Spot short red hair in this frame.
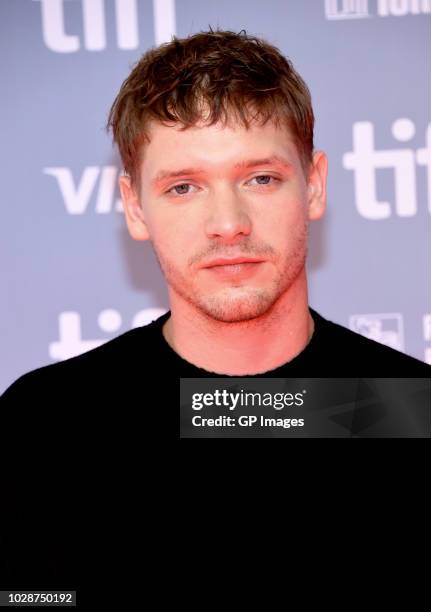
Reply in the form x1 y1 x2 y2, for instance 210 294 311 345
106 27 315 192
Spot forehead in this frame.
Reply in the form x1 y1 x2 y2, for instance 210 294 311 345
140 118 302 178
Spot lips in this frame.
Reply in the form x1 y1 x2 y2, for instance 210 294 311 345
202 257 264 268
201 258 264 280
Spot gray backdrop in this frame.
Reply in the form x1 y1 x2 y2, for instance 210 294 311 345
1 0 430 392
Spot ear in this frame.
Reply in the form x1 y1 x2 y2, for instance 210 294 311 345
306 150 328 221
118 174 150 241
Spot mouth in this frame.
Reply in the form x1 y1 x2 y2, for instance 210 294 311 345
202 260 264 279
202 257 264 268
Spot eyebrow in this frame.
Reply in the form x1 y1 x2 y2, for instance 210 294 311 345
151 155 294 187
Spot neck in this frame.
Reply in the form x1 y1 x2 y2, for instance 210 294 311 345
162 268 314 375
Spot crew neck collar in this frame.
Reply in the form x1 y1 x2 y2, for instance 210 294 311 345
146 307 326 377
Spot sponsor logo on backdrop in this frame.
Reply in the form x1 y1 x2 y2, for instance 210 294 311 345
343 120 431 219
349 313 404 351
48 307 168 360
325 0 370 19
325 0 431 20
44 166 124 214
36 0 176 52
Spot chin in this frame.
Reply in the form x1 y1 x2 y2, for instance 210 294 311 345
198 291 275 323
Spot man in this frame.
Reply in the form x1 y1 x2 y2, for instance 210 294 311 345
2 27 430 389
1 27 430 590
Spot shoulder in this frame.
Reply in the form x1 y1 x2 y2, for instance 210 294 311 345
312 308 431 375
0 321 160 404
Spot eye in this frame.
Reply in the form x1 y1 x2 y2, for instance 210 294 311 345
247 175 281 187
166 183 198 197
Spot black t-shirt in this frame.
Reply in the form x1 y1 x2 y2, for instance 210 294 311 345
1 307 430 594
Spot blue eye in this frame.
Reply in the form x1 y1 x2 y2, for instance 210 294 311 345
168 183 190 195
167 183 196 196
248 175 279 186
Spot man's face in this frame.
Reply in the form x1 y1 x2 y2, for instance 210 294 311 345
120 118 327 322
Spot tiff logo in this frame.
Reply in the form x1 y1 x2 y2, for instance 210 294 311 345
44 166 125 214
325 0 431 19
49 307 167 360
35 0 176 52
343 119 431 219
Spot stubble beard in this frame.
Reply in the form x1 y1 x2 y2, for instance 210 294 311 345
151 222 308 324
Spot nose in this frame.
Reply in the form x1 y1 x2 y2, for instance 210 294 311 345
204 188 252 242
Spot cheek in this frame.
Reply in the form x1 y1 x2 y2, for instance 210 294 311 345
150 217 196 263
258 195 307 240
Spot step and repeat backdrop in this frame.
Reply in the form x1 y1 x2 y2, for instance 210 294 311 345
1 0 430 392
